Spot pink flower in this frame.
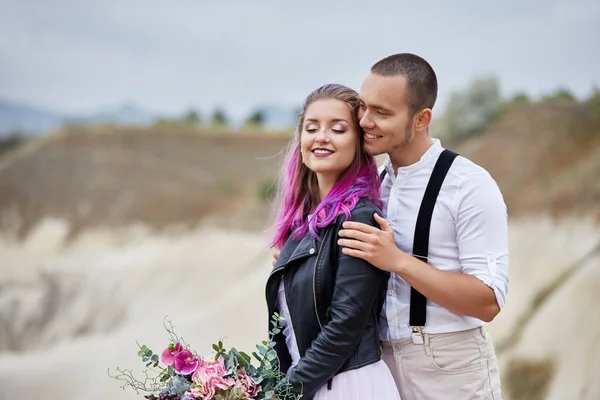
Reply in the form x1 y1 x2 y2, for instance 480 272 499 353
190 359 235 400
174 349 201 375
237 369 261 398
161 342 183 366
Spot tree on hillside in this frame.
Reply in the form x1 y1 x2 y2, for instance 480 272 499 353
499 92 531 113
439 75 502 144
211 108 229 126
244 108 266 127
182 109 202 126
542 88 576 102
508 92 531 105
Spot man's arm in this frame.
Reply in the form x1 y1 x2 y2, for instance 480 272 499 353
338 172 509 323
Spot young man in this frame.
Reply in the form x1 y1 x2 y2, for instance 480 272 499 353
337 53 508 399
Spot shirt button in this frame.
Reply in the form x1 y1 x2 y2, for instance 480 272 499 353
388 290 394 296
309 248 315 254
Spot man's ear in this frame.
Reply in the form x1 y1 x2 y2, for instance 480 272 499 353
414 109 433 132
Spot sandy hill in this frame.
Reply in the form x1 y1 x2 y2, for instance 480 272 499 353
0 127 291 240
1 101 599 243
457 101 600 219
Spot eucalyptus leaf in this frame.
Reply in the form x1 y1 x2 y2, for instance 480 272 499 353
266 350 277 361
257 345 268 355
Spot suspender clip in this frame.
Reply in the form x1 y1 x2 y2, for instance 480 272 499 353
411 326 424 345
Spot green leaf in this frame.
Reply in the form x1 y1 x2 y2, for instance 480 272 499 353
142 357 149 362
137 350 145 357
151 354 159 363
225 352 237 371
266 350 277 361
231 349 249 368
239 351 252 363
212 344 220 352
252 352 262 362
248 364 258 375
257 345 268 355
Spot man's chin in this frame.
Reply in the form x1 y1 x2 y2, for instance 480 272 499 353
365 144 385 157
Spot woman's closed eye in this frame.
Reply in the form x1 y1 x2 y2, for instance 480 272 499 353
331 124 346 133
305 123 319 133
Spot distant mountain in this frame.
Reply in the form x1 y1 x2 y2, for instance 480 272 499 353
258 104 299 129
0 100 64 136
63 102 156 126
0 100 157 136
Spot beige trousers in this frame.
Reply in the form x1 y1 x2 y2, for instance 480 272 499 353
381 327 502 400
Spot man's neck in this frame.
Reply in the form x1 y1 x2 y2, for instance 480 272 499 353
388 134 434 174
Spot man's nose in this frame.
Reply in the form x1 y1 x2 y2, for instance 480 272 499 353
360 111 375 130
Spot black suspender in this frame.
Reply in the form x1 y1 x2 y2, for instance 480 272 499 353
410 149 458 329
379 168 387 182
379 149 459 340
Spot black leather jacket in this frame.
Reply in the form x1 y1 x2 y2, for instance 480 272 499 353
265 199 389 399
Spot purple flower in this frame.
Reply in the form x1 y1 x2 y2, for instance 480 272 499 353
161 342 183 366
174 349 200 375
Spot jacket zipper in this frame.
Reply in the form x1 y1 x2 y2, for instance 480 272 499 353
313 229 330 330
268 230 329 330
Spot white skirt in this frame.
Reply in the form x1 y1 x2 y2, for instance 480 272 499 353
278 280 401 400
313 359 401 400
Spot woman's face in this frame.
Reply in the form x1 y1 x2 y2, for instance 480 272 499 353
300 98 358 182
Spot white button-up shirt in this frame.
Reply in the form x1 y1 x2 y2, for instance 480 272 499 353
379 139 509 341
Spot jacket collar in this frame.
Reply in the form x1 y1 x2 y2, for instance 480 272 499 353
273 230 318 271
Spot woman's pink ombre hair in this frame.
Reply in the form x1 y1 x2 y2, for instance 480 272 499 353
270 84 382 249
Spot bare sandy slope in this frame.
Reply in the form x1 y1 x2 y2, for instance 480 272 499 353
0 216 599 400
0 220 275 400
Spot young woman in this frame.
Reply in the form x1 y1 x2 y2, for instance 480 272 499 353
265 84 401 400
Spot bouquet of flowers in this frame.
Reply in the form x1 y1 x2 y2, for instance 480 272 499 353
109 313 301 400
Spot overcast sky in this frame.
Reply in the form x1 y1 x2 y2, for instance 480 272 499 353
1 0 599 119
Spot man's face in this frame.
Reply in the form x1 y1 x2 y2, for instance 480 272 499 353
358 72 414 156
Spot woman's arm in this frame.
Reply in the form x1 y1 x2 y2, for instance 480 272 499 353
285 206 388 399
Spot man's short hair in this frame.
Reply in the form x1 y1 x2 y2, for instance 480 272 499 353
371 53 438 117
